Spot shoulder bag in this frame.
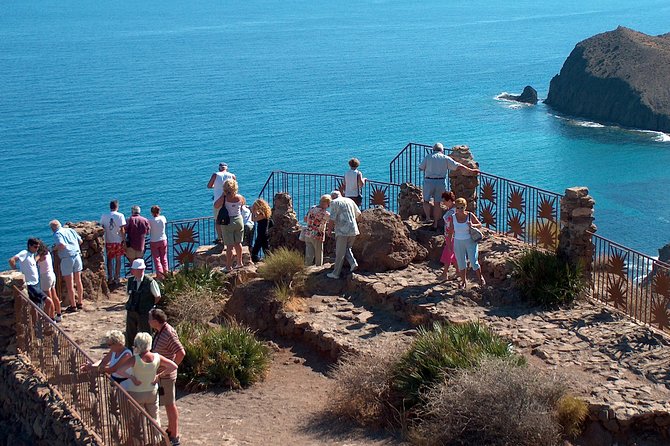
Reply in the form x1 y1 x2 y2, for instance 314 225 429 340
468 213 483 243
217 197 230 226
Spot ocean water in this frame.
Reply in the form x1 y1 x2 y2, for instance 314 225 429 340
1 0 669 262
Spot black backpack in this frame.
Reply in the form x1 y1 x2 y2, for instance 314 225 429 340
217 197 230 225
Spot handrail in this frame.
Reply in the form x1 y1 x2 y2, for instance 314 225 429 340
479 171 563 198
13 285 170 446
588 231 670 268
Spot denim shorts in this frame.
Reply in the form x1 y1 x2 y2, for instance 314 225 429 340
60 254 83 276
423 178 446 201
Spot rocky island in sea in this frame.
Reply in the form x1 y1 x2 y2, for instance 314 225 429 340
545 26 670 133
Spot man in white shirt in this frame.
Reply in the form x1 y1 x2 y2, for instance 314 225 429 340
9 238 55 318
100 200 127 286
207 162 236 243
419 143 479 230
326 191 361 279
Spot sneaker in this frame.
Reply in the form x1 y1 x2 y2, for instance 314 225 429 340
76 303 83 310
54 314 62 323
350 263 358 273
169 436 181 446
326 272 340 279
64 306 78 314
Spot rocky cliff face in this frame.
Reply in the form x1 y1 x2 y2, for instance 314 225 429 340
545 27 670 133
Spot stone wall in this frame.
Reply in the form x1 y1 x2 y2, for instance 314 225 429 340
448 145 480 212
54 221 109 300
398 182 423 220
0 271 23 354
557 187 596 275
0 355 102 446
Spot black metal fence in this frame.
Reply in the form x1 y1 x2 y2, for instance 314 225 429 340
389 142 453 185
258 171 400 220
590 233 670 334
13 286 170 446
478 172 561 250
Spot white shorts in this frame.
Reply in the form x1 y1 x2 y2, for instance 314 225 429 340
40 273 56 292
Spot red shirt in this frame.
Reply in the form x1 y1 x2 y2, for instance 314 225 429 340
152 323 184 381
126 215 150 251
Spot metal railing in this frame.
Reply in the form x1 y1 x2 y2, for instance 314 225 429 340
258 171 401 220
477 172 561 250
13 286 171 446
389 142 452 185
165 216 216 270
590 234 670 334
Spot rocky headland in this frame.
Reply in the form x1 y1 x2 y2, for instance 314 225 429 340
545 26 670 133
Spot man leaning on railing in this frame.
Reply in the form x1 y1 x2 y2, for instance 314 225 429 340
419 142 479 231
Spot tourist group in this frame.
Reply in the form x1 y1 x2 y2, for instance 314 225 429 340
7 142 485 445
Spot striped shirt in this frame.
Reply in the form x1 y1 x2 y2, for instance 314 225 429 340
152 323 184 381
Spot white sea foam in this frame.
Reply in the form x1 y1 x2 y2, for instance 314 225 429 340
637 130 670 142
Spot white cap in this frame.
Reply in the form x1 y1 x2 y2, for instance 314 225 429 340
131 259 146 270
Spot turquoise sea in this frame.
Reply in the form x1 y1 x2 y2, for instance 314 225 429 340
1 0 669 262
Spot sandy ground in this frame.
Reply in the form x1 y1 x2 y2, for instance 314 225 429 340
58 288 403 446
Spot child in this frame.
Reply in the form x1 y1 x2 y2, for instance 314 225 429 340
439 191 459 281
37 241 62 321
9 238 55 318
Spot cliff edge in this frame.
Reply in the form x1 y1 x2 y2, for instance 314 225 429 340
545 27 670 133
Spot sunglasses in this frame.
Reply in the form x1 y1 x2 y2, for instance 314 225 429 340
456 206 465 210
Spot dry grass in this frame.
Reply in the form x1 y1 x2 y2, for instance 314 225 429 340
258 247 305 285
328 341 406 427
556 395 589 438
411 358 566 446
165 288 226 326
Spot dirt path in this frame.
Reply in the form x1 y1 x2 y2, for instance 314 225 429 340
59 289 402 446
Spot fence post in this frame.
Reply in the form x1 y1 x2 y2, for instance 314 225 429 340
449 145 480 212
557 187 596 277
0 271 24 354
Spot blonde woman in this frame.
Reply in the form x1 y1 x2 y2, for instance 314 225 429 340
303 195 332 266
105 332 178 424
81 330 137 389
447 197 485 289
251 198 272 263
214 179 245 271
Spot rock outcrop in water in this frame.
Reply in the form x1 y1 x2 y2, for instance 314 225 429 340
545 27 670 133
499 86 538 104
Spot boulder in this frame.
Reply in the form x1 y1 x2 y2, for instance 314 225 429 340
398 183 423 220
267 193 304 253
405 219 444 262
352 208 427 272
499 85 538 104
224 279 278 334
546 27 670 133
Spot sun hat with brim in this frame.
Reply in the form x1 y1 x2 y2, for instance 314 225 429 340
131 259 146 270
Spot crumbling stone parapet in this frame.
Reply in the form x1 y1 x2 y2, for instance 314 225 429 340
557 186 596 276
449 145 480 212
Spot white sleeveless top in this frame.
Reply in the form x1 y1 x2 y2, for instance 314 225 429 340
344 169 361 197
453 213 471 241
126 353 160 393
110 348 133 380
225 199 243 217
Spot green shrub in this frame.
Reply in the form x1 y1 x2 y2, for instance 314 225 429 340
159 265 228 325
556 395 589 438
257 247 304 285
161 265 227 298
511 250 587 307
412 359 566 446
273 283 292 303
177 321 271 390
394 321 524 410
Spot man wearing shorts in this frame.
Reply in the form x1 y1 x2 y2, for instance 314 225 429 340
419 142 479 230
125 205 150 263
149 308 185 446
51 220 84 313
100 199 127 286
9 238 54 317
